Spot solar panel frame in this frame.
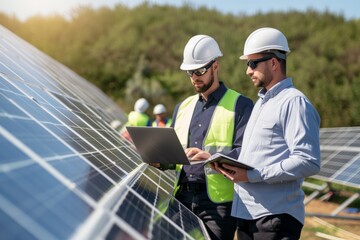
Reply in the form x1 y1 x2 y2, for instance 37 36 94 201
311 127 360 189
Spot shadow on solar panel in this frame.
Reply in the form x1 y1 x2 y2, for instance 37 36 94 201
0 25 209 239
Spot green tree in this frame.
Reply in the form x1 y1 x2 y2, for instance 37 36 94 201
1 4 360 127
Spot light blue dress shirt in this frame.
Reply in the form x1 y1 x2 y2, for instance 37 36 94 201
232 78 321 224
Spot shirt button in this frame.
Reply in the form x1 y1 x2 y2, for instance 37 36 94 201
198 124 202 127
195 141 198 144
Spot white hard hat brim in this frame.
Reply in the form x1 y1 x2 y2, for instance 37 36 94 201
239 49 290 60
180 62 209 71
239 55 248 60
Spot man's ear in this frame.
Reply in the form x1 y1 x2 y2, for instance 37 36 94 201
271 58 279 70
213 61 219 71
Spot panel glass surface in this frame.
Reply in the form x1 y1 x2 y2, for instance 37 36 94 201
0 25 208 239
314 127 360 188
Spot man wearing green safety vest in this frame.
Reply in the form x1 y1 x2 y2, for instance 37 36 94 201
121 98 152 142
154 35 253 240
127 98 152 127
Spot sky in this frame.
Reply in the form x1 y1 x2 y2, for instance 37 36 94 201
0 0 359 22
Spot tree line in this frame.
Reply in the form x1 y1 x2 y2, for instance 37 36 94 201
1 3 360 127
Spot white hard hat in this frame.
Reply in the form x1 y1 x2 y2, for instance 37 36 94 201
134 98 149 113
240 27 290 60
153 104 166 115
180 35 223 70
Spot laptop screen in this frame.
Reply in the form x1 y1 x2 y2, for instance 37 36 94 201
126 126 192 165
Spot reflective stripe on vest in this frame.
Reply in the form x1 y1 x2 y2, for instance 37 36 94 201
173 89 240 203
127 111 150 126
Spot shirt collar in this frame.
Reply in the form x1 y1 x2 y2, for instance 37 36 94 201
258 78 293 103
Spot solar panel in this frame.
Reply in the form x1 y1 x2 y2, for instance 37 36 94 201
314 127 360 188
0 25 209 239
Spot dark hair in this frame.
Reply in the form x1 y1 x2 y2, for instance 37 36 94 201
261 51 286 73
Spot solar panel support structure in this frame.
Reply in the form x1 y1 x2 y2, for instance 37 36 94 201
303 126 360 221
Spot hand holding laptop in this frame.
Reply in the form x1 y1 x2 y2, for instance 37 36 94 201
211 160 250 182
149 162 161 168
204 153 254 169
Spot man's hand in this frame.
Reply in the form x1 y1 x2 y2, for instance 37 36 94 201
211 162 249 182
149 163 161 168
121 130 133 143
185 147 211 161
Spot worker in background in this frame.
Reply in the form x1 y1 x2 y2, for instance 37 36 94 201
152 104 172 127
121 98 151 142
153 34 253 240
127 98 151 127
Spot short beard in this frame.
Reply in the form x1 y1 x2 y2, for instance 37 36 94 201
256 79 265 88
194 70 214 93
255 65 271 88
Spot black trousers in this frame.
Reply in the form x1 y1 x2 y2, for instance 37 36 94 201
236 213 303 240
176 183 237 240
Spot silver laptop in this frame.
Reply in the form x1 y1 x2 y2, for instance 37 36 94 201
126 126 196 165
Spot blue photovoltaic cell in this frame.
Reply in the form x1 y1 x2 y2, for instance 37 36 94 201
0 209 38 240
106 225 135 240
0 134 29 164
332 155 360 187
116 190 195 240
0 155 93 239
143 167 175 194
0 25 209 239
315 127 360 188
0 92 28 118
1 117 72 157
48 155 115 201
83 152 126 181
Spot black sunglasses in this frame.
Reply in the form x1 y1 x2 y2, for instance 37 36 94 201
247 55 274 70
186 60 215 77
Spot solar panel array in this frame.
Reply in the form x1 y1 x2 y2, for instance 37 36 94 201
0 25 208 239
315 127 360 189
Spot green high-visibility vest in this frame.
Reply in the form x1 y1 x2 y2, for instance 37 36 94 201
126 111 150 126
174 89 240 203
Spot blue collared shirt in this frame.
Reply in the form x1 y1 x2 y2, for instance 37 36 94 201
171 82 254 184
232 78 321 224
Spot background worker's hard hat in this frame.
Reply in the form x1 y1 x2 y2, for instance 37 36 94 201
153 104 166 115
134 98 149 113
240 27 290 60
180 35 223 70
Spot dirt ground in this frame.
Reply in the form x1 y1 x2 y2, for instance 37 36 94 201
302 199 360 239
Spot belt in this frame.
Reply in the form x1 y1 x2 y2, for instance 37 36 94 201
179 182 207 192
